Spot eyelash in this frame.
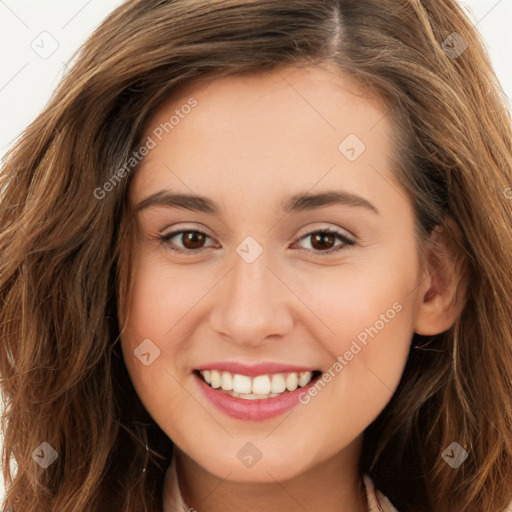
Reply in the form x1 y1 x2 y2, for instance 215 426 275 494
159 228 355 256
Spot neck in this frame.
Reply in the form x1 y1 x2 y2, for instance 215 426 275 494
172 439 367 512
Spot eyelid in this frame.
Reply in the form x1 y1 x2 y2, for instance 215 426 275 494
295 223 354 242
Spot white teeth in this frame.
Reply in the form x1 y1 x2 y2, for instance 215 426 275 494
270 374 286 393
298 371 312 388
221 371 233 390
199 369 316 398
223 390 282 399
286 372 299 391
252 375 271 395
233 374 252 394
210 370 221 388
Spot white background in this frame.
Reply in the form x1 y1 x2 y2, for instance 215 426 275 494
1 0 511 501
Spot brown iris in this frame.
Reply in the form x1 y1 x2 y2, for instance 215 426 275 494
181 231 206 249
310 232 336 251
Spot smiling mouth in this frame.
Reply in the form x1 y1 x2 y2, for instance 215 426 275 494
195 369 322 400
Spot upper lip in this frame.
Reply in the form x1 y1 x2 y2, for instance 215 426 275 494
195 361 319 376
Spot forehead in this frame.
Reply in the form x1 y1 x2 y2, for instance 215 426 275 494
145 64 388 139
130 65 395 208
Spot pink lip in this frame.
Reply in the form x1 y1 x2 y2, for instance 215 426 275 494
193 371 320 421
196 361 317 377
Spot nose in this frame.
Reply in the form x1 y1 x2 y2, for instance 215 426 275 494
209 247 294 347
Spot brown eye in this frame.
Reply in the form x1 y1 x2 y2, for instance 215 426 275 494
297 229 355 255
310 232 336 251
160 229 214 254
181 231 206 249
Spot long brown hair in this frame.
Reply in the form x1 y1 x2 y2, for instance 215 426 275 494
1 1 512 510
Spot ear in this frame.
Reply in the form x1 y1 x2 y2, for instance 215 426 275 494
413 217 469 336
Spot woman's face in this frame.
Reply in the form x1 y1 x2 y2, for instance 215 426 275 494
120 65 424 482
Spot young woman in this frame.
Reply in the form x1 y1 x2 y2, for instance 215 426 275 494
1 1 512 511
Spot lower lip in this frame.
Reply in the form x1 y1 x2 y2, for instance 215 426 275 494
193 372 319 421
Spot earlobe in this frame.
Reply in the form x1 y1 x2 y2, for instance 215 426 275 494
413 218 468 336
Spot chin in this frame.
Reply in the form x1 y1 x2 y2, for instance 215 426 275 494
196 449 315 483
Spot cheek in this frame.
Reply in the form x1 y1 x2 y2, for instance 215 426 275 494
118 249 226 424
123 251 204 346
120 293 195 449
298 252 418 412
119 255 193 417
321 274 414 366
287 288 414 454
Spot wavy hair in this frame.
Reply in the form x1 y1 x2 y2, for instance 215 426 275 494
1 0 512 510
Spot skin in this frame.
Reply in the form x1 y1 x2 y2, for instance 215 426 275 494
119 64 465 512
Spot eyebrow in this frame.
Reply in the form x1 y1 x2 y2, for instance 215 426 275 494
135 190 379 216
